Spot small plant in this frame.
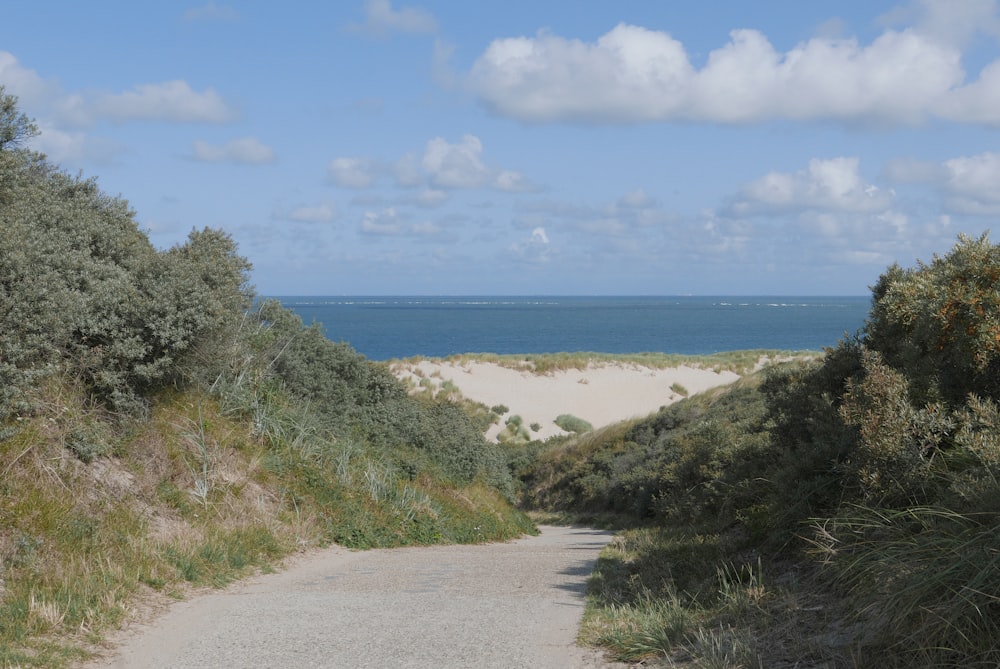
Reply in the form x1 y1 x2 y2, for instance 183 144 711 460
593 592 691 661
65 428 107 463
684 624 759 669
490 404 509 415
555 414 593 434
530 422 541 432
179 407 215 508
716 558 766 618
439 380 460 398
670 382 689 397
362 458 393 503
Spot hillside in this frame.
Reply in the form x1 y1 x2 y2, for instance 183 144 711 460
518 235 1000 666
0 89 533 667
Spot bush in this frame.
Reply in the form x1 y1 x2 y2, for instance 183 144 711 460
555 414 593 434
0 103 253 418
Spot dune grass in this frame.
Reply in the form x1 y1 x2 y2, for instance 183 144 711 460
394 350 819 376
0 377 534 667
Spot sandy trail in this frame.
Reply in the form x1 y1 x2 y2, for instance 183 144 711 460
85 526 621 668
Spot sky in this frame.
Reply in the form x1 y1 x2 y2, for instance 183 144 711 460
3 1 1000 296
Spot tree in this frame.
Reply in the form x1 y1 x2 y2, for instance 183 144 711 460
0 86 38 151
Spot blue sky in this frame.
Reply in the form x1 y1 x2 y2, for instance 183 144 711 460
3 1 1000 295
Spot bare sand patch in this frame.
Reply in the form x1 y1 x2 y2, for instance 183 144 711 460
392 359 741 441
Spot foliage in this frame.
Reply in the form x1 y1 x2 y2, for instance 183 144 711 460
553 413 593 434
866 233 1000 406
809 506 1000 667
0 91 532 666
0 85 37 150
0 121 252 416
520 235 1000 665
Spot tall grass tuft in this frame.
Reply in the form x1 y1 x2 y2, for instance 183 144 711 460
593 592 692 661
809 505 1000 666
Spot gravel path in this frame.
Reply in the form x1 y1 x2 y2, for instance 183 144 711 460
87 526 622 668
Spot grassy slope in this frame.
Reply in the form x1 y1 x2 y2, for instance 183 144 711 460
520 359 1000 668
0 376 534 667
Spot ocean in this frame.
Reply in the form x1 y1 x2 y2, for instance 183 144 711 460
275 296 871 362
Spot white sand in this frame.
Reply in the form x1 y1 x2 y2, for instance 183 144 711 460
391 359 741 441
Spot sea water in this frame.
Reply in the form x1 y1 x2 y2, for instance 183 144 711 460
274 296 870 362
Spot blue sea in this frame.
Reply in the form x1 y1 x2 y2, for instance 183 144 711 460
275 296 871 361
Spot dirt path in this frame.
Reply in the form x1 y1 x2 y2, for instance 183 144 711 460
85 526 622 668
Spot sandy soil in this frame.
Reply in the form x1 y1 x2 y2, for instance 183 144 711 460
82 526 625 668
392 359 741 440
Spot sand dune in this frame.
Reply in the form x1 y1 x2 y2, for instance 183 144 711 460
391 359 741 441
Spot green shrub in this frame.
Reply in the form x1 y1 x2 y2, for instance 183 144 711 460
0 101 252 418
555 414 593 434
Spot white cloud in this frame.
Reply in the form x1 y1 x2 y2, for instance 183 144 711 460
276 202 337 223
494 170 538 193
466 21 994 125
0 51 56 107
71 80 234 125
31 122 124 165
329 157 378 188
361 208 403 235
886 151 1000 214
422 135 492 188
732 157 893 215
352 0 437 36
421 134 536 191
937 61 1000 126
880 0 1000 48
509 226 552 263
183 2 241 22
884 157 948 183
192 137 274 164
943 151 1000 212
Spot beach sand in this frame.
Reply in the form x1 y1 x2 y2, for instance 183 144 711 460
391 359 741 441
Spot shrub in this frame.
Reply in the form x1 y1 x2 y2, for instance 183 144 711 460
555 414 593 434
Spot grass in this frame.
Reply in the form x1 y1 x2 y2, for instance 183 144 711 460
0 377 535 666
581 527 808 667
806 506 1000 667
394 350 819 376
554 414 593 434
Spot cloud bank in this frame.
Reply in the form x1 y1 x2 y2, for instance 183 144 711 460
467 21 1000 126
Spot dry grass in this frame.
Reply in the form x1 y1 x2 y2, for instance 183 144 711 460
0 378 533 667
394 350 818 377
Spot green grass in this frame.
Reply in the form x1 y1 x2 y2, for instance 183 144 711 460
581 527 770 666
394 350 819 376
554 414 593 434
0 379 536 666
807 506 1000 667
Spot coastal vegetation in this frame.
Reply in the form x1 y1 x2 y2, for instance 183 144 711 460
399 349 814 377
0 89 531 666
5 84 1000 668
519 233 1000 666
